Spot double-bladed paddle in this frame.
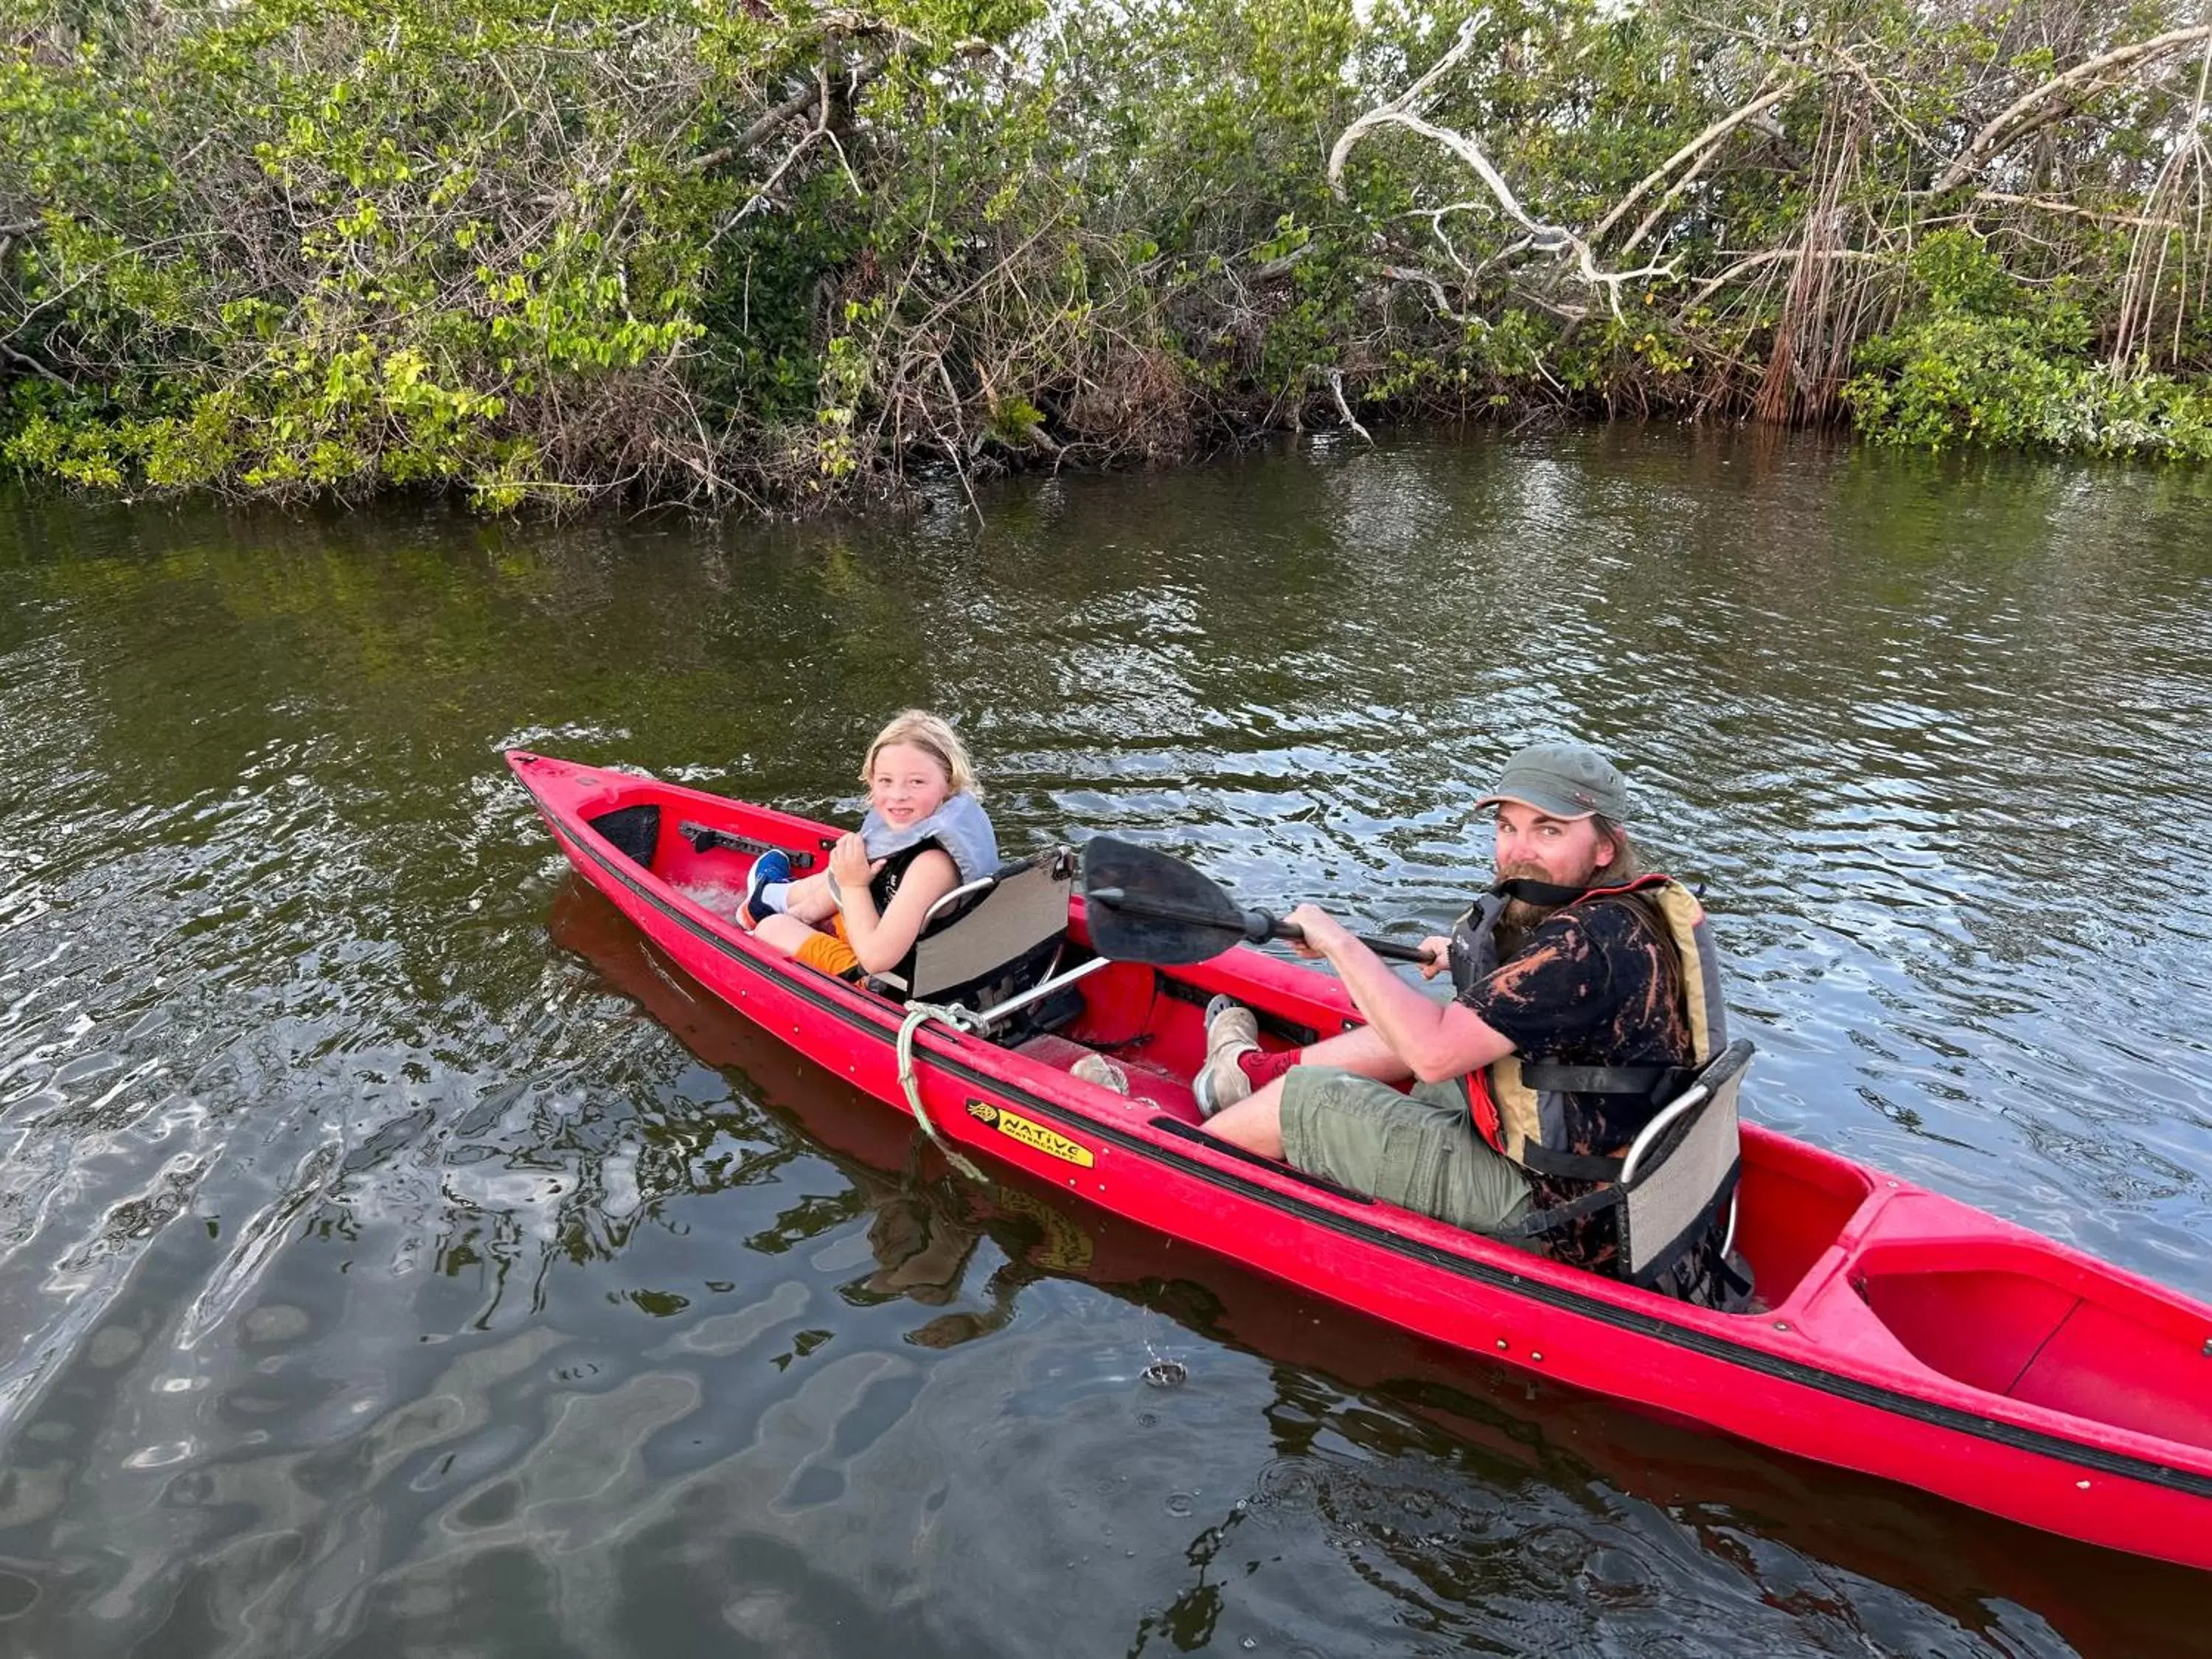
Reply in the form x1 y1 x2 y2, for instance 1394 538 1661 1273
1080 835 1439 967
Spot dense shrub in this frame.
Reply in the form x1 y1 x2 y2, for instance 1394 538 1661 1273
1846 234 2212 458
2 0 2208 510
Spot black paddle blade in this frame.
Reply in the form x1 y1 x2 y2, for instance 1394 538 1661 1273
1080 836 1250 964
1082 836 1441 967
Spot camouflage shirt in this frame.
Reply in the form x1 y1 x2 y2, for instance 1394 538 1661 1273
1457 894 1696 1278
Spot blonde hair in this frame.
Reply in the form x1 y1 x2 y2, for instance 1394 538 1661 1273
859 709 981 799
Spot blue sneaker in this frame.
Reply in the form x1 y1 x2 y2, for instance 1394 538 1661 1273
740 849 791 929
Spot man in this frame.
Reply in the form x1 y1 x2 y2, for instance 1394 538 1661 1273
1198 740 1732 1301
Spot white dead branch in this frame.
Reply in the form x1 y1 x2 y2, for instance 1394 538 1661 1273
1590 79 1804 249
1934 23 2212 192
1326 18 1675 318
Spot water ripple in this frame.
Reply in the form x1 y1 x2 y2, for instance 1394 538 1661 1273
1 437 2208 1655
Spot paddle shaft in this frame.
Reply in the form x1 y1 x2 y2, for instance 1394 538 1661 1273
1086 886 1436 964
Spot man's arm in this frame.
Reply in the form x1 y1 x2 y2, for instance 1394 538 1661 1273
1281 905 1516 1082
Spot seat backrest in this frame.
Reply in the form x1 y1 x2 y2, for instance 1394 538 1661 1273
1617 1039 1753 1287
872 847 1077 1009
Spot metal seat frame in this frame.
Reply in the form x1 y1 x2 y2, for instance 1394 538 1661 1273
1618 1040 1754 1265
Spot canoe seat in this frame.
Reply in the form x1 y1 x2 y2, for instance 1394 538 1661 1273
1616 1038 1755 1298
869 846 1078 1018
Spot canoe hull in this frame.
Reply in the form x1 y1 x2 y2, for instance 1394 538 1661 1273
511 751 2212 1571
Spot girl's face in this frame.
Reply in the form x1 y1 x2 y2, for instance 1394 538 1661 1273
868 742 952 828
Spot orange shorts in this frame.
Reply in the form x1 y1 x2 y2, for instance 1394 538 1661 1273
794 914 863 981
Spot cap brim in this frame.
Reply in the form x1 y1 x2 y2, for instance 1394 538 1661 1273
1474 790 1597 821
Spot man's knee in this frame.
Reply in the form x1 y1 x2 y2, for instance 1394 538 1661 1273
1303 1023 1413 1081
1202 1088 1284 1158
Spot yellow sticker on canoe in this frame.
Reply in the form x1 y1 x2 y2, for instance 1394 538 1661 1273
966 1099 1095 1168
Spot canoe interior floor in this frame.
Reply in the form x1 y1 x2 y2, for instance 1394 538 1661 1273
1015 1033 1206 1125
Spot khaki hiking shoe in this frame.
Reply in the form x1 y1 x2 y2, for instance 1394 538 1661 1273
1194 995 1259 1117
1070 1052 1130 1095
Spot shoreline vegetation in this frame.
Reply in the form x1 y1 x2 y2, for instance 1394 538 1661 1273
3 0 2210 515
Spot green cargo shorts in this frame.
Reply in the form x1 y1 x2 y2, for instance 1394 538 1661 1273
1280 1066 1535 1235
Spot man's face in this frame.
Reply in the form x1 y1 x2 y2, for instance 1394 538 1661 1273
1490 799 1613 888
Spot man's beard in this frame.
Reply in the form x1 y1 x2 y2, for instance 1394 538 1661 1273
1494 857 1596 951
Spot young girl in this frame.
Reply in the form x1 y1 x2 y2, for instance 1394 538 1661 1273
740 711 998 984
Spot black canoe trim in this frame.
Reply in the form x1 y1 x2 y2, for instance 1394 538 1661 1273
535 790 2212 1503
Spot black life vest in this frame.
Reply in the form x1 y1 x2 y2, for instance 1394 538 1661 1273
869 841 936 912
866 840 990 989
1452 874 1728 1183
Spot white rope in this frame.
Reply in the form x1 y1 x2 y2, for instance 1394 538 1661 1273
894 1002 989 1183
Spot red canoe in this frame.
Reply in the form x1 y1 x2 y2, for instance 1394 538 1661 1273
509 751 2212 1571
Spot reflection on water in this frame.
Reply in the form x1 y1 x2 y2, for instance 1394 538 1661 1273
1 431 2209 1656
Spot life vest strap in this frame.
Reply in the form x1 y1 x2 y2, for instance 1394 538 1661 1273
1518 1061 1694 1099
1508 1182 1623 1238
1514 1142 1632 1183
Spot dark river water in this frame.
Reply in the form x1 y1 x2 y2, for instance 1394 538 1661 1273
2 430 2211 1657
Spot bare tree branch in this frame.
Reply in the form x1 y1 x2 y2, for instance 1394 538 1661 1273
1690 247 1893 307
688 43 897 177
1975 189 2183 229
1591 80 1801 246
1 341 72 389
1322 366 1373 444
1328 19 1676 316
1380 262 1464 319
1935 23 2212 192
2110 32 2212 366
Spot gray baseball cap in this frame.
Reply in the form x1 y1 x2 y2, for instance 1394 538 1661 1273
1475 741 1630 821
